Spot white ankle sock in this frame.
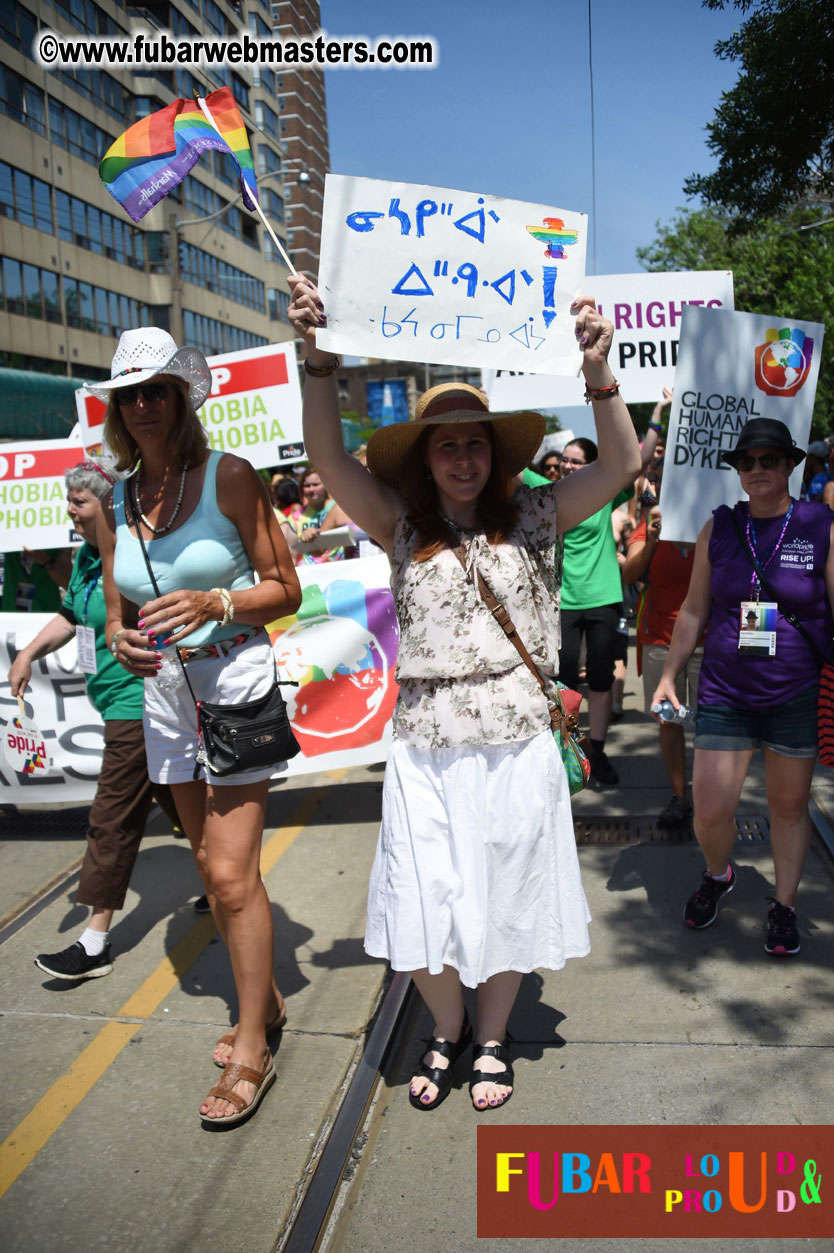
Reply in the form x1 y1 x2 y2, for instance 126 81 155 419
709 867 731 882
79 927 109 956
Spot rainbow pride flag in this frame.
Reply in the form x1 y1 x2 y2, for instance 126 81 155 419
99 86 258 223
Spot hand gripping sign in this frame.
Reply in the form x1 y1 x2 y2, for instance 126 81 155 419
317 175 587 374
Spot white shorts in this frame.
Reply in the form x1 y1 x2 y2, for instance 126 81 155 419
143 633 289 787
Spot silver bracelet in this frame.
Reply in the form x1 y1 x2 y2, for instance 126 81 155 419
110 628 126 659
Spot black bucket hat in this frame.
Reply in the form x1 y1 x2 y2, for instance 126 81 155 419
721 418 805 469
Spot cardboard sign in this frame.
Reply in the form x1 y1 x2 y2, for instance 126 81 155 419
483 270 735 409
75 341 303 469
0 438 85 553
660 307 825 543
318 174 587 373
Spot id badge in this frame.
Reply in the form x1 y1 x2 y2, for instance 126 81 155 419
77 625 98 674
738 601 777 656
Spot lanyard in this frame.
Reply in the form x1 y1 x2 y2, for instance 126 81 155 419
81 573 100 625
745 502 793 599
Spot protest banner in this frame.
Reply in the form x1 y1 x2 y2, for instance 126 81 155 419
482 270 735 409
0 439 85 553
75 341 304 469
317 174 586 373
0 556 399 804
659 307 825 543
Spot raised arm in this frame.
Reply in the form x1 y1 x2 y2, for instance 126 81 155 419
288 276 403 555
554 299 642 533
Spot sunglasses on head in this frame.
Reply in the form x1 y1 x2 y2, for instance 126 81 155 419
735 452 786 472
114 382 170 407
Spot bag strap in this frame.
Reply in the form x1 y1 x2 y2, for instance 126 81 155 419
728 508 826 667
125 474 200 707
448 538 571 734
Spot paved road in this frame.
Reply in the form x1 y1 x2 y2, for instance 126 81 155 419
1 675 833 1251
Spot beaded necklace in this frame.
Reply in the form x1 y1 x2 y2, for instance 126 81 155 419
744 501 794 599
133 462 188 536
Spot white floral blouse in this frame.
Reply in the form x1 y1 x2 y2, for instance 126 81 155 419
391 483 563 748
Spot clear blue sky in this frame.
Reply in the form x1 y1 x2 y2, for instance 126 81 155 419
320 0 743 276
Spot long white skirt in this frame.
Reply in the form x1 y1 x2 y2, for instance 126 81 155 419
364 730 591 988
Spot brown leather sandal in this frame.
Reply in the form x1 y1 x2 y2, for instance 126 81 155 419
213 1006 287 1068
200 1051 275 1126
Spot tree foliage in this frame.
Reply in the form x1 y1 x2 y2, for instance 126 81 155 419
685 0 834 222
637 205 834 433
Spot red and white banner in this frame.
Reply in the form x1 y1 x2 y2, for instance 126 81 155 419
0 438 85 552
75 340 304 469
0 556 399 803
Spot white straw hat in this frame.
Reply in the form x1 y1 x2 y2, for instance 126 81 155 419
87 328 212 409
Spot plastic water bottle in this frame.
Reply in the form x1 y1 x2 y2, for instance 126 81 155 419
151 647 184 693
652 700 695 729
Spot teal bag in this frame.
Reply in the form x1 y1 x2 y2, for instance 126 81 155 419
551 685 591 795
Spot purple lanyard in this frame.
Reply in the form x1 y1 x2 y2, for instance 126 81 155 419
745 502 793 599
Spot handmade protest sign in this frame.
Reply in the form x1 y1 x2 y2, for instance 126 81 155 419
317 175 587 373
76 341 303 469
659 307 824 544
0 439 85 552
483 270 735 409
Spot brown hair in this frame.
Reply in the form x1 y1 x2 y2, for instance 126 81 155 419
399 424 519 561
103 378 208 471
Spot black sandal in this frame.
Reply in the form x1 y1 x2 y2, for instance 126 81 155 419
408 1009 473 1111
469 1038 514 1111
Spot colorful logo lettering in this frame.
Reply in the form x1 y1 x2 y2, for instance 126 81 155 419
754 328 813 398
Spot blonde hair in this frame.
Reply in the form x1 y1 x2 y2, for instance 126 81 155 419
103 378 208 471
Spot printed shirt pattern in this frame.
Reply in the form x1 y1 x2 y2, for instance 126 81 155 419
390 483 562 748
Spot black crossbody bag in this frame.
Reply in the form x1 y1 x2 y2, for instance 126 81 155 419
127 484 300 777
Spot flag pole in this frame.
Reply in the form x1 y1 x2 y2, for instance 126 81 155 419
195 96 299 276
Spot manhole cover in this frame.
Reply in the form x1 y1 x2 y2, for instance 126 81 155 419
574 814 770 845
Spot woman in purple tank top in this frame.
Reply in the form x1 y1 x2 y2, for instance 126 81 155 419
652 418 834 958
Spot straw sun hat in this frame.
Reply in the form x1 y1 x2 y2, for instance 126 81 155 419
86 327 212 409
365 382 545 488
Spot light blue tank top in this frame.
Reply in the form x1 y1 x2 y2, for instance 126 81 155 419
113 451 256 647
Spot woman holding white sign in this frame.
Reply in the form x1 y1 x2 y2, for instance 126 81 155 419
289 276 640 1111
94 328 302 1127
651 418 834 956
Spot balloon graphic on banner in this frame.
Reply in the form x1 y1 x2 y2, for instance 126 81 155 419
271 577 399 757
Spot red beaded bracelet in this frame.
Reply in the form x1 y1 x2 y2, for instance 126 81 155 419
584 380 620 404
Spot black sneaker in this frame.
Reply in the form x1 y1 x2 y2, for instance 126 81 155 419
590 748 619 786
765 898 800 955
683 864 735 928
657 794 693 829
35 941 113 981
193 894 211 914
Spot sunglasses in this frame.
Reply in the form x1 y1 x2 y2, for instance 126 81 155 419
115 382 171 407
735 452 786 472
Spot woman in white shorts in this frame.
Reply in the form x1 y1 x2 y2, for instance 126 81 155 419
96 328 301 1126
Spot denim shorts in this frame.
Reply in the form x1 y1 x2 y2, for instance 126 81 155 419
694 685 818 758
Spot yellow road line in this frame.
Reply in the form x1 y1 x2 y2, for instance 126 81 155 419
0 772 347 1200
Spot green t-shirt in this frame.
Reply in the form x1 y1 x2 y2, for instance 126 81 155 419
63 543 144 720
522 467 551 488
561 488 633 610
1 550 64 613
